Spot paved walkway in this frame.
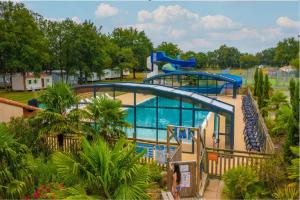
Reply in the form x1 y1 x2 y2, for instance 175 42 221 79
203 179 224 200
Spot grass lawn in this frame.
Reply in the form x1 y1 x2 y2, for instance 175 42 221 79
100 72 146 83
0 90 41 104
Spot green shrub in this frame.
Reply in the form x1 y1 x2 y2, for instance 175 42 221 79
259 155 287 192
147 162 163 184
273 185 299 200
222 166 266 199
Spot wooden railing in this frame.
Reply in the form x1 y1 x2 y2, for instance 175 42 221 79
205 147 272 177
247 88 275 154
139 157 167 169
45 134 81 153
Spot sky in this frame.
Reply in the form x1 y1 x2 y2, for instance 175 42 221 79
23 1 299 53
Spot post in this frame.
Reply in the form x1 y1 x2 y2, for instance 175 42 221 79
133 92 137 140
156 96 159 143
196 127 201 194
93 86 96 98
167 126 171 191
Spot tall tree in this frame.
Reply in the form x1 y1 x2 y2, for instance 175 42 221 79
257 69 264 108
206 51 218 68
214 45 240 68
274 37 299 66
114 47 138 79
256 48 278 67
155 42 182 58
0 2 49 87
254 68 259 96
111 27 153 78
240 54 259 69
289 79 296 104
181 51 207 68
262 74 270 115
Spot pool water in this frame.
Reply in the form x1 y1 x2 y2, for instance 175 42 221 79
124 97 209 141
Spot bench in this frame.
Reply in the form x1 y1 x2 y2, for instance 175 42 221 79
161 191 174 200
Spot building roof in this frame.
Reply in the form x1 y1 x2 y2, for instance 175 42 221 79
0 97 41 111
25 72 52 78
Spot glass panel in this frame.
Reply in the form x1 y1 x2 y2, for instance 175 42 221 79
124 106 134 127
194 110 209 127
125 127 134 138
182 110 193 127
158 108 180 128
136 128 156 141
158 97 180 107
136 96 156 107
157 130 166 142
136 107 156 128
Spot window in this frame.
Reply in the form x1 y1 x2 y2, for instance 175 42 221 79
34 79 37 84
28 80 31 84
46 78 49 83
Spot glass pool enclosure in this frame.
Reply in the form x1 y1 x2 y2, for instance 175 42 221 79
75 83 235 149
124 96 209 141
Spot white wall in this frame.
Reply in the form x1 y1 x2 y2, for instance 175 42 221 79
12 74 25 91
12 73 52 91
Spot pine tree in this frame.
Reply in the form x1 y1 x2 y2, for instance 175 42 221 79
283 82 299 161
261 74 270 116
263 74 270 101
289 79 295 104
254 68 259 96
292 82 299 133
257 69 264 108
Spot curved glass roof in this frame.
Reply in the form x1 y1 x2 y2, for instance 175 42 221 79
74 82 234 114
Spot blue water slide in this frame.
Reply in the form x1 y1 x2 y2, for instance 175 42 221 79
152 51 196 68
220 73 243 87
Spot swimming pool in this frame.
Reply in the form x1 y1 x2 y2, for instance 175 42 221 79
124 97 209 141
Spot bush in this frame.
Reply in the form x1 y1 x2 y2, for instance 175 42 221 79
258 155 287 192
147 162 163 184
273 185 299 200
222 166 266 199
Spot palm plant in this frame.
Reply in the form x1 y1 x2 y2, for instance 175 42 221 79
52 137 150 199
270 105 293 136
84 96 129 142
287 146 299 183
35 83 87 149
39 82 79 114
268 91 288 110
0 124 34 199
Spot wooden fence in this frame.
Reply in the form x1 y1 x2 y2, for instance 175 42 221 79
205 147 272 177
45 134 81 153
139 157 167 169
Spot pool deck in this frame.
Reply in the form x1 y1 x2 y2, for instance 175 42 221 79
116 93 154 105
182 95 246 161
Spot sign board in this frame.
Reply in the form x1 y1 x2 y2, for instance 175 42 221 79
207 152 218 161
180 172 191 188
180 165 189 172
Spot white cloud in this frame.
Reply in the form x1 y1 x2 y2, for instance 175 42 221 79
137 5 199 24
138 10 152 22
127 5 297 53
95 3 119 18
71 16 81 24
276 16 299 29
209 27 283 42
45 16 81 24
168 29 186 38
199 15 238 30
